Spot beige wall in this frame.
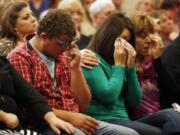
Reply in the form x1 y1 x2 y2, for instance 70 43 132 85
122 0 140 14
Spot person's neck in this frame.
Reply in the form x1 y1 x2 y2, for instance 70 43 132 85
115 5 121 12
29 35 43 53
17 33 25 45
17 39 24 46
161 32 171 42
137 54 145 62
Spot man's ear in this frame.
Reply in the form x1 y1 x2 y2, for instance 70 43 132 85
39 32 48 41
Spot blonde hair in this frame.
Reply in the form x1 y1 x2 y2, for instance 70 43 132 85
129 11 155 35
58 0 84 15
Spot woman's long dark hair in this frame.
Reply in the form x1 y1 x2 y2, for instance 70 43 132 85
88 13 135 65
0 2 28 43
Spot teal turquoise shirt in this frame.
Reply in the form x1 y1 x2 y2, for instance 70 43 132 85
82 53 142 120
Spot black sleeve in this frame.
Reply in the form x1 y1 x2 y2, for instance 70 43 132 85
7 59 51 120
158 47 180 108
154 58 179 109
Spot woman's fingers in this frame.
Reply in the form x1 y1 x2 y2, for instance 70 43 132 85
63 122 75 134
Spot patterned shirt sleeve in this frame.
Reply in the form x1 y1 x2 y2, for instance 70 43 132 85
8 50 33 84
0 38 16 57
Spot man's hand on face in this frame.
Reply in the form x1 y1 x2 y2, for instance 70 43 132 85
68 44 81 69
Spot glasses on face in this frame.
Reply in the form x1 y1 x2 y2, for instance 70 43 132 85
56 38 78 47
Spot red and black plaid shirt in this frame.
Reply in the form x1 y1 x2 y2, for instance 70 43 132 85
7 35 79 112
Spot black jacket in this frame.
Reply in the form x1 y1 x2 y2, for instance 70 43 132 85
0 57 51 121
160 35 180 108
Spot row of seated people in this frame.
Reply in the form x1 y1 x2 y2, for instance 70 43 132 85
1 1 180 135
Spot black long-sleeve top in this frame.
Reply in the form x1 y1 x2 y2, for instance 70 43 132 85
0 57 51 121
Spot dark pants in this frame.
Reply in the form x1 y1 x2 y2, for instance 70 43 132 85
137 108 180 135
41 125 85 135
106 108 180 135
39 122 71 135
106 119 162 135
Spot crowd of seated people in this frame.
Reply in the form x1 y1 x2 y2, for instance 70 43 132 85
1 0 180 135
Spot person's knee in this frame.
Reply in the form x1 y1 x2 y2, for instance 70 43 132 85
113 126 139 135
160 108 180 119
126 129 139 135
73 128 85 135
95 121 140 135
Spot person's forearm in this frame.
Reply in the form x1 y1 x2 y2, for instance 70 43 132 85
71 68 91 112
126 67 142 108
44 112 56 123
52 108 74 122
0 110 6 122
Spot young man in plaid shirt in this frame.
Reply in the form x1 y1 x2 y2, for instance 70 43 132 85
8 9 138 135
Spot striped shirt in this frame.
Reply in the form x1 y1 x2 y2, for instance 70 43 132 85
0 129 38 135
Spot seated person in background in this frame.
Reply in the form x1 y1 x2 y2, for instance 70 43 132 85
0 57 75 135
160 0 180 41
0 2 38 57
79 0 96 47
81 12 180 135
158 10 175 47
58 0 89 50
7 9 139 135
128 12 164 118
89 0 115 30
136 0 154 15
161 6 180 110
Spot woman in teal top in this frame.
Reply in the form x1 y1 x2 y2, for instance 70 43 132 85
83 13 141 121
82 13 170 135
83 53 141 120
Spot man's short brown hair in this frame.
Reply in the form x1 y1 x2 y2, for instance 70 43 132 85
38 9 76 39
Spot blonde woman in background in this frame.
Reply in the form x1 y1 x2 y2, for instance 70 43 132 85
80 0 96 39
58 0 93 49
158 10 175 47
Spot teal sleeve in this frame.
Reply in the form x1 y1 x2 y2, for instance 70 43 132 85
82 65 125 105
125 67 142 108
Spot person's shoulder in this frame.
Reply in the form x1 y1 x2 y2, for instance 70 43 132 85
0 38 16 57
161 39 180 65
7 43 30 61
0 37 13 44
10 42 28 53
162 36 180 55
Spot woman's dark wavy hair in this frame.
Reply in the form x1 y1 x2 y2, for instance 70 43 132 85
88 13 135 65
0 2 28 43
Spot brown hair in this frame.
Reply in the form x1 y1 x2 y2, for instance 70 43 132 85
0 2 28 42
37 9 76 39
129 12 155 37
88 13 135 65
